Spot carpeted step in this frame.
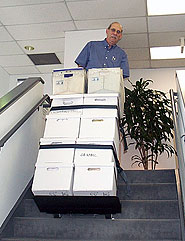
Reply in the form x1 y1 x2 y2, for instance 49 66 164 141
116 200 180 219
120 169 176 184
117 183 178 200
22 199 179 220
1 238 182 241
13 217 181 240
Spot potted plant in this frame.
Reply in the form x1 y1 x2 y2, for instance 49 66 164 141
120 78 176 170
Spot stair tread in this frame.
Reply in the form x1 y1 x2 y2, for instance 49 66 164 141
1 239 182 241
13 218 181 240
22 199 180 219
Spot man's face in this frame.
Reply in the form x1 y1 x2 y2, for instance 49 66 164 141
106 23 123 46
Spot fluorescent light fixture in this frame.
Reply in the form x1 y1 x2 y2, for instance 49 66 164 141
147 0 185 15
150 46 185 59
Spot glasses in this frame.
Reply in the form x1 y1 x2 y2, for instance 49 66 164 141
110 28 122 34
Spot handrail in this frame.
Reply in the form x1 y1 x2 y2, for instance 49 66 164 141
0 94 49 148
0 77 44 115
170 89 185 241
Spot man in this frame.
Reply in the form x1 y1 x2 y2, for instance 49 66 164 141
75 22 129 78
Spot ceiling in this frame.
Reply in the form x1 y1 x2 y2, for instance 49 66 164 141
0 0 185 75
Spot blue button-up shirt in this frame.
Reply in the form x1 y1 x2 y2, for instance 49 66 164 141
75 39 129 78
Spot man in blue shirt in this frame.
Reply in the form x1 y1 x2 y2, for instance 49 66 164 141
75 22 129 78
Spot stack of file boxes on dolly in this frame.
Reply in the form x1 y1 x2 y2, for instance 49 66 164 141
32 67 124 216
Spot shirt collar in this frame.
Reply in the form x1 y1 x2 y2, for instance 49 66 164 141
103 39 116 49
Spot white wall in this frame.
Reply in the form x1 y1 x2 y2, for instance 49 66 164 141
9 73 52 95
0 82 45 228
0 67 10 98
64 29 106 68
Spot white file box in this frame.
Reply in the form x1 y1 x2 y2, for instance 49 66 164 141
52 68 86 95
49 109 83 118
87 68 124 114
83 93 122 116
73 164 116 196
36 138 75 166
79 117 120 155
74 148 115 166
76 138 118 157
32 164 74 196
50 94 84 117
82 108 118 118
43 116 80 138
51 94 84 107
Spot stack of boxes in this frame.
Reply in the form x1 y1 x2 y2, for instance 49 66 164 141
32 67 124 201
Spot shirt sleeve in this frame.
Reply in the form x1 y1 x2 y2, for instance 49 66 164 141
120 53 130 78
75 42 91 68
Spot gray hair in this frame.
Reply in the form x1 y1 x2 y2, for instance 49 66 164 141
107 22 123 32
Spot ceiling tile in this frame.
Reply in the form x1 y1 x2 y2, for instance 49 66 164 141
0 42 24 55
149 32 185 47
0 2 71 25
36 64 64 74
17 38 65 54
0 0 64 7
148 15 185 32
129 60 150 69
67 0 146 20
6 21 76 41
0 55 33 67
118 34 148 48
0 26 14 41
4 65 40 75
75 17 147 34
151 59 185 68
125 48 150 61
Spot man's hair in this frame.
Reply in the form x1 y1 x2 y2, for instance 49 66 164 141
107 22 123 32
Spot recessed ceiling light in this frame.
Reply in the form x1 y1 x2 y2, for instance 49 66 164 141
150 46 185 59
147 0 185 15
24 45 34 51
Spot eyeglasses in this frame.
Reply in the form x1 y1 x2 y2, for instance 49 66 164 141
110 28 122 34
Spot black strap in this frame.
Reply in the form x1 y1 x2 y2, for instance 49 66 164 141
51 104 117 111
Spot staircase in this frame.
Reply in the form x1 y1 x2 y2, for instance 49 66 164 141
1 169 184 240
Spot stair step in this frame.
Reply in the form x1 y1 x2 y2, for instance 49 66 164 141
120 169 176 183
23 199 180 220
117 183 178 200
13 217 181 240
1 239 182 241
116 200 180 219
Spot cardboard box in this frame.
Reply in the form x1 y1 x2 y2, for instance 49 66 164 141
32 164 74 196
79 117 120 155
87 68 124 114
51 94 84 107
43 116 81 138
73 164 116 196
52 68 87 95
36 138 75 166
49 109 83 118
74 148 115 166
83 93 121 117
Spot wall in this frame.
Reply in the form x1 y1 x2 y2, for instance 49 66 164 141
0 67 10 98
9 73 52 95
0 82 45 228
64 29 106 68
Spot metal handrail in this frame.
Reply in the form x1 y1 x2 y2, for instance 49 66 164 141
170 89 185 241
0 77 44 115
0 94 49 148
